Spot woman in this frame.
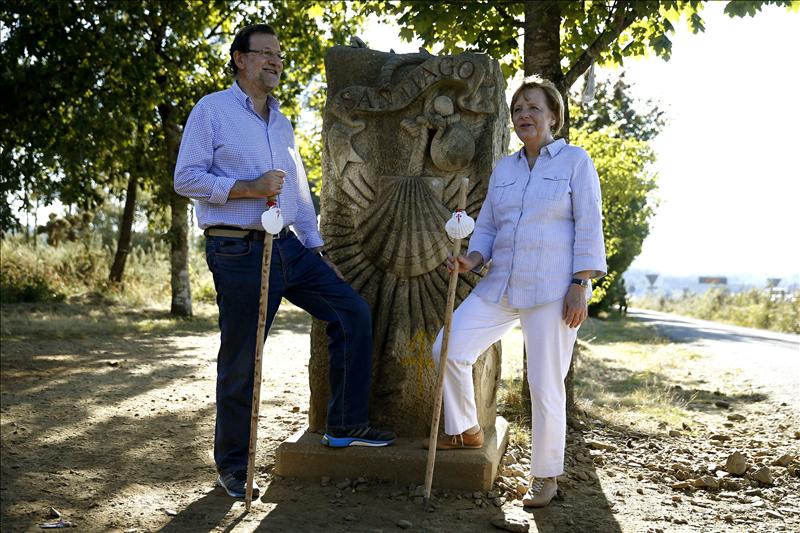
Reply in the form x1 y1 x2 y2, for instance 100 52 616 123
430 76 606 508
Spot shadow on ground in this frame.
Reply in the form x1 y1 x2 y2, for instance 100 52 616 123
0 301 310 531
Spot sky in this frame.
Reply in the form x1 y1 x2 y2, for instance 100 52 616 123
361 3 800 280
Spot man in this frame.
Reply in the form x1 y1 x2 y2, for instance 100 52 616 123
175 23 395 500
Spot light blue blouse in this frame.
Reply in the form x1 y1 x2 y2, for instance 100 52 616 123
467 139 607 308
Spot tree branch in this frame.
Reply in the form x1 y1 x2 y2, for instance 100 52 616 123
494 3 523 29
206 0 245 40
563 0 636 89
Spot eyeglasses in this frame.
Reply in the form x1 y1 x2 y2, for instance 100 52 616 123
243 49 286 61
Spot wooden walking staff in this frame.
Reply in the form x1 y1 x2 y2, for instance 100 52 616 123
423 177 475 505
245 195 284 511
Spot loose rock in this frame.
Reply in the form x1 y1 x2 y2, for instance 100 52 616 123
490 513 530 532
397 519 413 529
725 452 747 475
751 466 773 485
587 440 616 451
693 475 719 489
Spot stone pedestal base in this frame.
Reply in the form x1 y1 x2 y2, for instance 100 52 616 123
275 417 508 491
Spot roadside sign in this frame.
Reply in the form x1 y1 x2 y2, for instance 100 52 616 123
699 277 727 285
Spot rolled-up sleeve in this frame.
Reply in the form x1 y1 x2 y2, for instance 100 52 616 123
467 169 498 264
174 100 236 204
571 155 607 277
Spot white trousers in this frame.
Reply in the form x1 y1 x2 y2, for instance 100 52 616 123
431 293 578 477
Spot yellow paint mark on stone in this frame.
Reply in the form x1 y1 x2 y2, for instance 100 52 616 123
400 330 436 402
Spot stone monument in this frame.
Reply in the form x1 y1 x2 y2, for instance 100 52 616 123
276 43 511 490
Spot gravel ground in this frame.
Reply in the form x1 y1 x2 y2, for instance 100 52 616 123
1 303 798 532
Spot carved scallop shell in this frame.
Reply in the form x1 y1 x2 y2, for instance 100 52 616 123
445 210 475 240
357 176 451 278
261 206 284 234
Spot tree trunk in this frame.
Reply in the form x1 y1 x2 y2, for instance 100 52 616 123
109 172 138 283
521 0 577 419
158 101 192 317
169 189 192 316
524 1 562 83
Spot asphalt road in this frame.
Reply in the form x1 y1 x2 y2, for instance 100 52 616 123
627 308 800 415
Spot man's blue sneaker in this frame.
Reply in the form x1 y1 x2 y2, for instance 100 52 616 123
217 470 259 499
322 425 397 447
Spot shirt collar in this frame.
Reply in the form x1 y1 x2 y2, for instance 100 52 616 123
516 138 567 160
231 81 281 110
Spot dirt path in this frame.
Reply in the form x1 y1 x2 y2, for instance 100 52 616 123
628 308 800 413
1 304 798 532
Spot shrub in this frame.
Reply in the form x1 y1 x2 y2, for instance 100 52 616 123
0 235 214 307
634 288 799 334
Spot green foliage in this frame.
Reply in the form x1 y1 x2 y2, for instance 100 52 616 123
361 1 695 78
365 1 793 89
571 75 667 143
723 0 796 17
635 288 800 334
1 0 363 225
570 76 664 314
1 0 232 227
572 128 658 313
361 0 525 78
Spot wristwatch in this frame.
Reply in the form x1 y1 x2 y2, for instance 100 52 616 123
571 278 591 288
319 250 328 258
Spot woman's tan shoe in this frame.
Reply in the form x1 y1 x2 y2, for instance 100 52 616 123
522 477 557 507
423 428 484 450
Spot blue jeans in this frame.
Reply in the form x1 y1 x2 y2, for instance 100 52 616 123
205 232 372 476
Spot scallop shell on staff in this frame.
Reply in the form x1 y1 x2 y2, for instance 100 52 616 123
445 210 475 239
261 206 284 234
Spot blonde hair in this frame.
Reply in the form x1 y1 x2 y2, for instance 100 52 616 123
509 75 564 136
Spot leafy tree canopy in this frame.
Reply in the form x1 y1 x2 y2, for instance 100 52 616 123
0 0 363 229
362 0 796 85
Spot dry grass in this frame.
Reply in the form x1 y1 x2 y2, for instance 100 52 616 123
497 315 705 435
0 301 219 341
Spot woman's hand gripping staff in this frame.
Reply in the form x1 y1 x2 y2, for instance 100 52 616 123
423 177 474 507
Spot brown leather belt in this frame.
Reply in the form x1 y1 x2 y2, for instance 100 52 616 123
204 226 293 241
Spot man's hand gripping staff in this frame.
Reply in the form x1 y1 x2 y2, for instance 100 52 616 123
245 189 282 511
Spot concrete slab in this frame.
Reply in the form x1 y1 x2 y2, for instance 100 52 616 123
275 417 509 491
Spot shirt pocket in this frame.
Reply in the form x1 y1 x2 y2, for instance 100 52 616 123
537 174 571 200
493 174 519 204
